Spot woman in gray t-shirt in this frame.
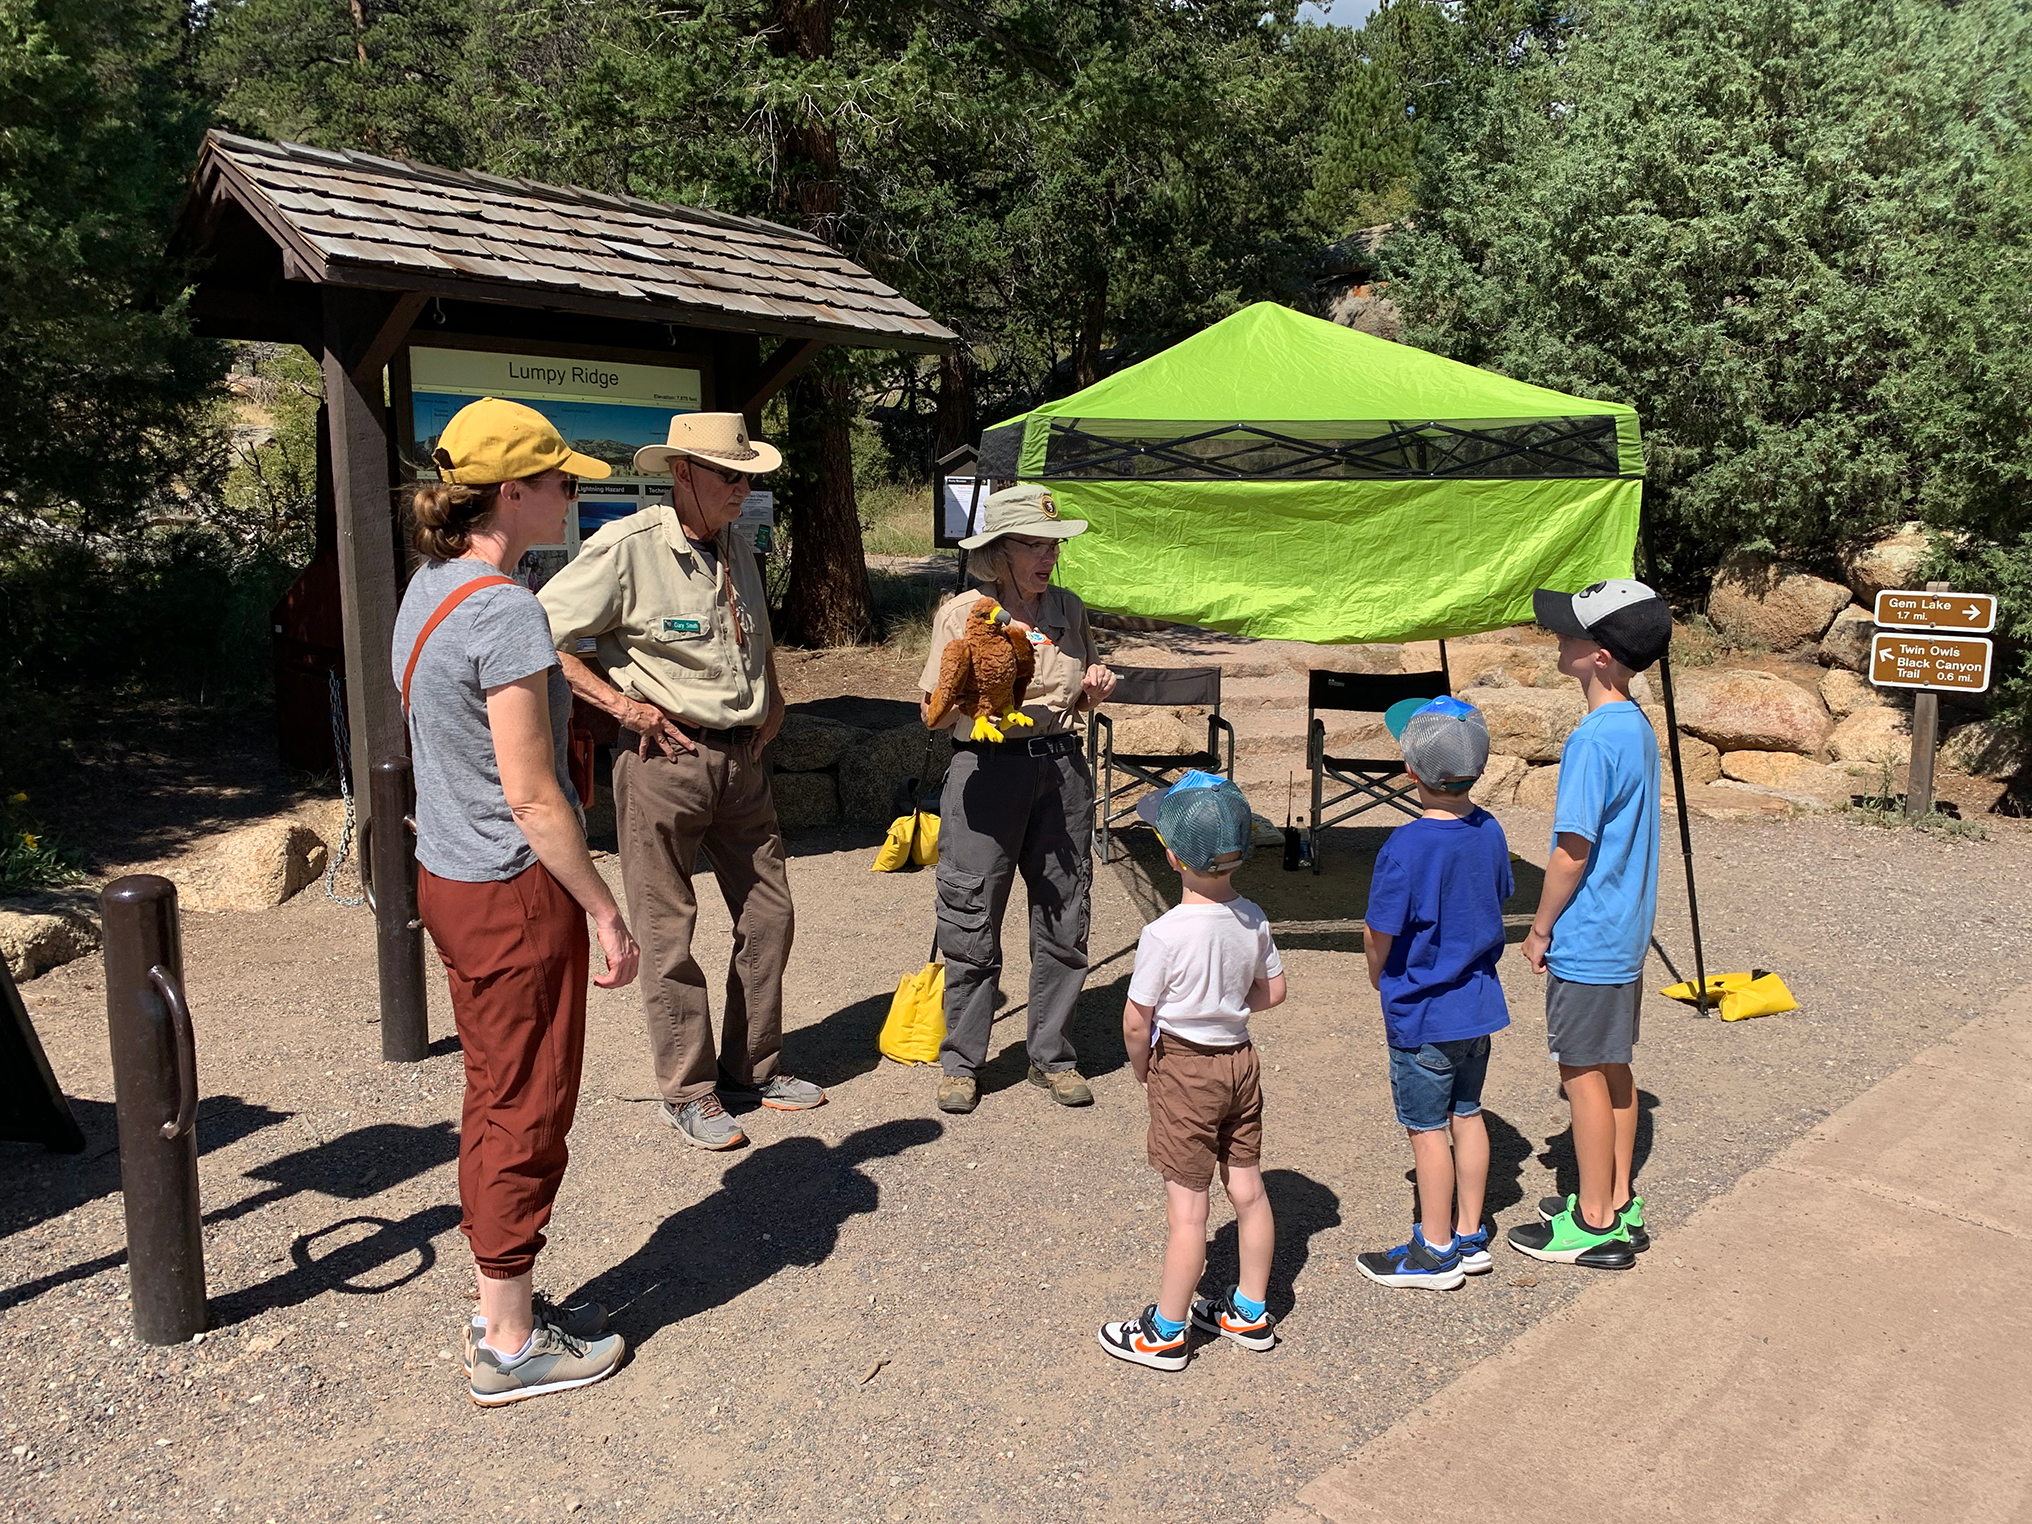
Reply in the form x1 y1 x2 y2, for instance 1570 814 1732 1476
392 397 638 1407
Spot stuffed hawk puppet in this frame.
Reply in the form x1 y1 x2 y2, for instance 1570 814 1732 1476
927 598 1037 742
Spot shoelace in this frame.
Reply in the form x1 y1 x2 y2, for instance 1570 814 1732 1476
692 1094 729 1119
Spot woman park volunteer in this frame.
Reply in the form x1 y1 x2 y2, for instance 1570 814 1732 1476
919 485 1118 1115
395 397 638 1407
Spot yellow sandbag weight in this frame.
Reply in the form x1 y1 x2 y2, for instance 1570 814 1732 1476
1659 970 1798 1023
879 954 946 1064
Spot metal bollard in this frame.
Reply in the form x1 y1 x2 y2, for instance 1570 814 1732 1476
362 758 429 1063
100 875 206 1345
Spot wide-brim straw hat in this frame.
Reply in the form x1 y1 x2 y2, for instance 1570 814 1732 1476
958 484 1087 549
633 412 783 476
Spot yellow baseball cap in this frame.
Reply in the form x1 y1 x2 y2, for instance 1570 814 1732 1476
430 397 614 485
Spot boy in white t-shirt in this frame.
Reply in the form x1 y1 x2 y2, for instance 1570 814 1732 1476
1098 774 1287 1372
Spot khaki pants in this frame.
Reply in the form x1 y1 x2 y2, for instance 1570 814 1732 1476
612 735 795 1106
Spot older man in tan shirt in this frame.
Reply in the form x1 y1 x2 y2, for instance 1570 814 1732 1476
539 413 822 1152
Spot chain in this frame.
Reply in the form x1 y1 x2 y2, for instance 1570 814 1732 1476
323 668 366 907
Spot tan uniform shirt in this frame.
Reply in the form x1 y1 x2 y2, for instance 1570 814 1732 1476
538 504 772 730
918 584 1098 737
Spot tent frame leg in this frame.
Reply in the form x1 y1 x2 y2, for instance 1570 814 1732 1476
1641 515 1709 1017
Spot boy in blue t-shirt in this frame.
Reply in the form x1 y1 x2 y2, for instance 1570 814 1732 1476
1358 696 1513 1291
1509 579 1673 1271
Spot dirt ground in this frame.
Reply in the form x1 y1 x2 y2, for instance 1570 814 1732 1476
7 783 2031 1523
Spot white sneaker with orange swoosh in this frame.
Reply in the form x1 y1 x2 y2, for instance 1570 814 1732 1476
1097 1305 1188 1371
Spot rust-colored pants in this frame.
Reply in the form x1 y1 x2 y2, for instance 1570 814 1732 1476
612 734 794 1106
418 861 589 1281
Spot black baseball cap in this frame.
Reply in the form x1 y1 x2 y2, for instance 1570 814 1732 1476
1532 578 1673 672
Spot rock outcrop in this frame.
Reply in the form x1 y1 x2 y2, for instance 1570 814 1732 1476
1708 554 1851 651
1672 669 1830 754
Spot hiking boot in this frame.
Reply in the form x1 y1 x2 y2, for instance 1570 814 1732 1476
1097 1305 1188 1372
725 1073 827 1111
1508 1204 1635 1269
936 1074 978 1114
1357 1225 1467 1291
662 1095 747 1151
462 1294 609 1377
1538 1192 1649 1252
469 1319 625 1408
1189 1285 1276 1351
1028 1065 1093 1106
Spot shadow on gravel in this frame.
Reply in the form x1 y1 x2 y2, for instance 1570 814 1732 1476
0 1095 291 1243
1204 1169 1341 1322
1534 1090 1660 1202
568 1117 944 1349
792 990 894 1090
210 1205 464 1327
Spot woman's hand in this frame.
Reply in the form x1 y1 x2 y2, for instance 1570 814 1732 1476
593 912 640 990
1080 664 1118 708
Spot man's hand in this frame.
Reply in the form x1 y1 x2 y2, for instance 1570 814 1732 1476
1523 925 1551 974
1080 664 1118 708
629 699 695 759
592 913 641 990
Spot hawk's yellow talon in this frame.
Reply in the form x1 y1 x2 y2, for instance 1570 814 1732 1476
1002 710 1035 729
970 715 1006 742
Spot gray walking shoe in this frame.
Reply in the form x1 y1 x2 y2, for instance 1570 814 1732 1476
725 1073 827 1111
663 1094 747 1151
469 1319 625 1408
936 1074 978 1114
462 1293 608 1377
1028 1065 1093 1106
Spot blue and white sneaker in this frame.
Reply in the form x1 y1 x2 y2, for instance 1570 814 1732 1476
1454 1224 1493 1275
1357 1224 1466 1291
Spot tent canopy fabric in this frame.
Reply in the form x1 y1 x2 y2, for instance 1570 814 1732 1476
977 303 1645 645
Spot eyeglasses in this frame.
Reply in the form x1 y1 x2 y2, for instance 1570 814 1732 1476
696 460 753 488
537 471 578 501
1007 536 1061 555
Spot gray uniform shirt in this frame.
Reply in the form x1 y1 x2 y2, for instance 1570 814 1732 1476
391 558 577 883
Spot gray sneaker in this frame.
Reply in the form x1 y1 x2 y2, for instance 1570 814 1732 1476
727 1073 827 1111
469 1319 625 1408
463 1294 608 1377
663 1094 747 1151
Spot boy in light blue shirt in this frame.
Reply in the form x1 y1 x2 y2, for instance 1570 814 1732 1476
1510 579 1672 1270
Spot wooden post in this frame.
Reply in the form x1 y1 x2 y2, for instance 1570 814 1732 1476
1905 578 1949 820
321 289 415 818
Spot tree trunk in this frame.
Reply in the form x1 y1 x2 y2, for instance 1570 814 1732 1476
766 0 870 643
1073 277 1108 390
778 364 875 647
936 348 975 460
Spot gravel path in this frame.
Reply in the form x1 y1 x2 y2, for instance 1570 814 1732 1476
4 805 2028 1524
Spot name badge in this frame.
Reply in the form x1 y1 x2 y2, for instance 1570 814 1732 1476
662 617 706 638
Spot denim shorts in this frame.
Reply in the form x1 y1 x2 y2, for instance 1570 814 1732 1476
1388 1035 1493 1132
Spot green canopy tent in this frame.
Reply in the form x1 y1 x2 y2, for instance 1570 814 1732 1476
976 301 1709 1007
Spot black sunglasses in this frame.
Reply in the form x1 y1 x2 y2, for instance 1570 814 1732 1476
696 460 753 488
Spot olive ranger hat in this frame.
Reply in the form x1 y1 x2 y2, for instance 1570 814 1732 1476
633 412 784 476
432 397 614 485
958 484 1088 550
1385 695 1490 793
1134 770 1255 874
1532 578 1673 672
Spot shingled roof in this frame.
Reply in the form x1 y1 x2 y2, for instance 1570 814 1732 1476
188 131 953 352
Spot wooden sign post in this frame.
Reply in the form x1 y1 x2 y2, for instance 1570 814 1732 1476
1870 582 1995 819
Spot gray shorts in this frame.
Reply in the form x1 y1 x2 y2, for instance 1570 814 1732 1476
1545 973 1641 1066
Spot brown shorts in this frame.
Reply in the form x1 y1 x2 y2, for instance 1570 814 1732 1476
1145 1033 1263 1189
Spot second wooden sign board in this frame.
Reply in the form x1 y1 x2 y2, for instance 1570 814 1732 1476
1869 632 1993 693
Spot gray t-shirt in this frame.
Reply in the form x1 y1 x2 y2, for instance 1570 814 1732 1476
391 558 576 883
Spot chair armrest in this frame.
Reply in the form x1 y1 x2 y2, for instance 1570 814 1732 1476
1306 716 1324 771
1211 714 1236 778
1092 710 1112 765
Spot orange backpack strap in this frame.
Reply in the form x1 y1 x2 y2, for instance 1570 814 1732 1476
402 575 517 714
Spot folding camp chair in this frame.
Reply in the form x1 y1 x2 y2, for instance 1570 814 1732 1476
1090 665 1237 864
1306 647 1451 874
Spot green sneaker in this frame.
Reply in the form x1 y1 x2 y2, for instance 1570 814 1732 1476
1507 1204 1635 1269
1537 1192 1650 1252
463 1294 609 1376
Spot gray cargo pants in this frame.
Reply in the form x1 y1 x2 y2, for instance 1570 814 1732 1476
935 740 1093 1078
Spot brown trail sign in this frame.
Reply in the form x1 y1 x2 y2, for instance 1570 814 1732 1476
1869 632 1994 694
1875 589 1996 633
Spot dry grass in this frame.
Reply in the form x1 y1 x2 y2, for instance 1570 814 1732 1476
860 479 934 556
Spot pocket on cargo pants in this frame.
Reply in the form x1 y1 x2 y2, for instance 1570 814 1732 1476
935 867 994 967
